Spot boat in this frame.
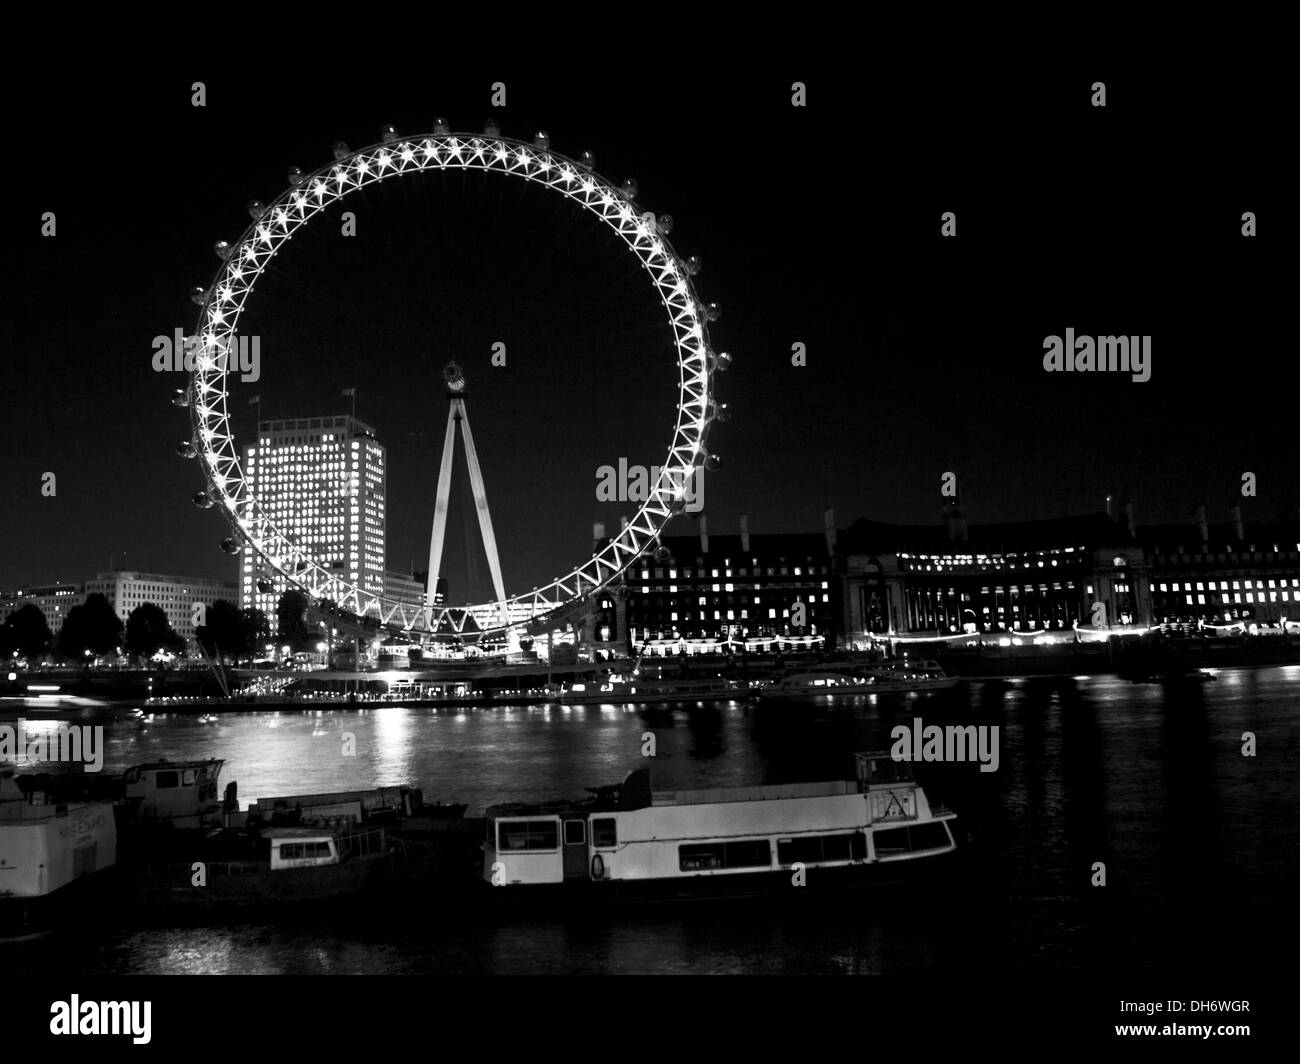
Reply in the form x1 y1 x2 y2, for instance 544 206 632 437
0 769 119 940
133 824 394 906
481 752 958 902
761 659 958 702
558 674 755 706
123 759 227 830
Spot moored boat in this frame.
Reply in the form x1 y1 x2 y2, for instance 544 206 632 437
133 824 393 907
761 659 958 702
558 674 755 706
0 769 119 940
482 752 958 902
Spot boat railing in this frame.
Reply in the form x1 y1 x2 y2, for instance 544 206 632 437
335 827 387 861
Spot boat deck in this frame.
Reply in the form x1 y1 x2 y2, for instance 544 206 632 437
651 780 859 806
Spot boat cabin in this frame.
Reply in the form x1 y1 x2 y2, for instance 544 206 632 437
261 828 342 871
124 759 224 829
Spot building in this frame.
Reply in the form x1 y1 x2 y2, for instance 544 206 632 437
0 583 85 633
620 515 839 654
240 415 387 631
837 507 1152 645
83 571 239 644
383 570 446 609
1139 506 1300 626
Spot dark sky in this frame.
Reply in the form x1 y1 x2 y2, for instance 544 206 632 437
2 46 1290 602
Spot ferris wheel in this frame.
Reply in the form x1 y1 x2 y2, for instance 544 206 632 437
177 120 731 640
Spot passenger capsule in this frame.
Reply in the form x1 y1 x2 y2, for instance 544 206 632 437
381 124 399 144
656 214 674 235
713 351 733 372
176 441 197 459
171 388 190 408
213 240 233 260
619 178 638 200
433 118 450 135
483 118 501 138
653 546 672 564
256 578 275 594
704 302 722 322
332 140 351 161
579 150 596 171
192 491 213 509
685 255 702 276
189 285 208 307
219 538 241 556
287 166 305 186
533 130 550 149
247 200 266 221
712 401 732 423
704 454 722 472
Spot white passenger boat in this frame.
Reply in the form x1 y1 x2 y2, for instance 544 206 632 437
558 676 754 706
0 769 118 940
482 752 958 901
761 659 959 702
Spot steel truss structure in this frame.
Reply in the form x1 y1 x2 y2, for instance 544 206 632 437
186 129 723 638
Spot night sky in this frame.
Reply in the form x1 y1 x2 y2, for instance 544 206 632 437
3 48 1290 603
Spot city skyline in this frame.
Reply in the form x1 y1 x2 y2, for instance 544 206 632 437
4 61 1291 603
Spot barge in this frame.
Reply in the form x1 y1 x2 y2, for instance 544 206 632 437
482 752 958 902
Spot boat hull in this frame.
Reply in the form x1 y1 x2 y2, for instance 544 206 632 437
132 852 394 907
481 847 964 907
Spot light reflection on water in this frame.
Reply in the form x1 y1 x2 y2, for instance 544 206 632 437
16 668 1299 974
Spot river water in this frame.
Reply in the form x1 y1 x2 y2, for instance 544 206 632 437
13 667 1299 974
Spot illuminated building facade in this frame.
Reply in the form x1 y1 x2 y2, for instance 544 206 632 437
84 571 238 645
240 415 386 631
622 520 838 653
1141 509 1300 626
0 583 85 633
838 510 1153 644
384 570 446 610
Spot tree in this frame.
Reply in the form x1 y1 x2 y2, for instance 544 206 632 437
242 607 271 663
58 594 123 660
125 603 184 661
1 604 53 661
195 600 247 664
276 590 314 652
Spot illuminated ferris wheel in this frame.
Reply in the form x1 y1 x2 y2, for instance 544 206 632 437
176 120 731 640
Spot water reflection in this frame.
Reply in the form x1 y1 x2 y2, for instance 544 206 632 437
15 667 1295 974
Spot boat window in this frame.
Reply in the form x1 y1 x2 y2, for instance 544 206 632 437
873 823 949 856
679 839 771 872
278 841 333 861
498 820 559 852
591 818 618 847
563 820 586 845
182 769 197 786
155 771 179 789
777 833 859 866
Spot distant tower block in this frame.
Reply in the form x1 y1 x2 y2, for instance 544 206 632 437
425 362 507 622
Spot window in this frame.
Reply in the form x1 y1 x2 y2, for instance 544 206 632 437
279 841 332 862
679 839 771 871
777 833 864 865
592 818 618 847
497 820 559 851
155 771 178 789
872 823 950 857
563 820 586 845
